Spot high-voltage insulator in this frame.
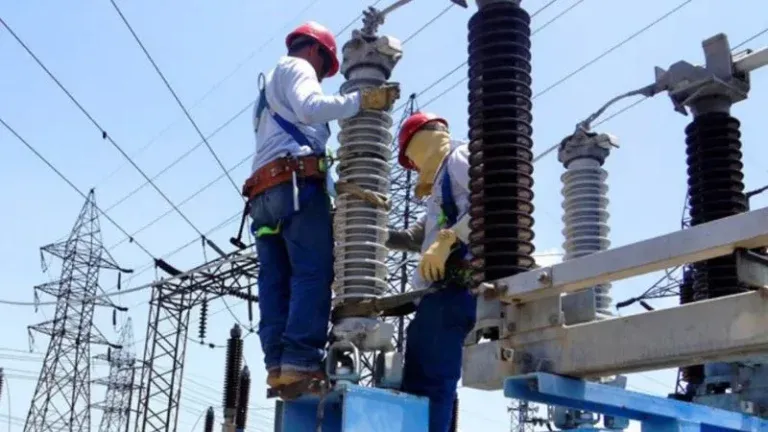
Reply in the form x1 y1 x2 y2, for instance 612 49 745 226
0 368 4 404
685 112 748 300
653 33 756 303
203 407 214 432
333 31 402 304
329 25 403 363
234 366 250 432
223 324 243 423
558 131 617 321
467 0 536 283
653 32 768 409
199 298 208 341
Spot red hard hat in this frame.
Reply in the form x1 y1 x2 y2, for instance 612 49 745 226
397 112 449 170
286 21 340 78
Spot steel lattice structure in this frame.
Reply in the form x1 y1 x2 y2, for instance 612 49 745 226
93 318 139 432
508 400 547 432
24 190 129 432
134 248 258 432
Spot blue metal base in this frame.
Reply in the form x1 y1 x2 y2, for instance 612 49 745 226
504 373 768 431
274 382 429 432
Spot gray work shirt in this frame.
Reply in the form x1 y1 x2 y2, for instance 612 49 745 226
251 56 361 173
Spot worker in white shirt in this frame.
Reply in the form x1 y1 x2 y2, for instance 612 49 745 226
241 21 400 390
386 112 476 432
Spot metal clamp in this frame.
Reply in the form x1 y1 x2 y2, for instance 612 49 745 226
326 340 361 384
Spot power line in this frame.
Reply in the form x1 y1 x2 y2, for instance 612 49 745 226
43 0 447 250
393 0 579 114
409 0 695 162
4 1 710 309
47 3 401 251
0 228 253 307
0 116 156 259
334 0 384 38
108 0 241 197
101 98 255 215
401 0 694 116
95 0 327 187
402 3 455 45
534 23 768 164
106 152 253 251
0 16 206 238
97 0 374 190
534 0 694 100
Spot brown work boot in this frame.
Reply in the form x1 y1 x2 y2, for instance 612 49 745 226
279 369 326 386
266 369 281 388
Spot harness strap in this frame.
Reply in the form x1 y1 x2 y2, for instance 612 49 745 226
254 73 329 156
438 152 472 287
248 73 334 237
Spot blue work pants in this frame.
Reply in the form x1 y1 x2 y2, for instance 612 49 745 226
401 286 477 432
248 180 334 373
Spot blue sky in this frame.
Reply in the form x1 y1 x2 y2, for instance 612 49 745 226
1 0 768 430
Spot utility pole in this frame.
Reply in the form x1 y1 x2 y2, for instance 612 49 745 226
24 190 130 432
93 317 139 432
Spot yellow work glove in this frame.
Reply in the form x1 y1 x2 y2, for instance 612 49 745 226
418 229 457 282
360 83 401 111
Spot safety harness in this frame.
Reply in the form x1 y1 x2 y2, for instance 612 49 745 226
435 155 474 290
234 73 333 244
253 73 331 158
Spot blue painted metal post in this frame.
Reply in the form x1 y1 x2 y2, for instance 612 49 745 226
504 373 768 431
274 383 429 432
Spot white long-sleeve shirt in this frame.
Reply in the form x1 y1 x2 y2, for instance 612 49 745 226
251 56 361 173
412 143 472 290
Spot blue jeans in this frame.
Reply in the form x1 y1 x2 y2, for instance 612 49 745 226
401 286 477 432
249 180 334 373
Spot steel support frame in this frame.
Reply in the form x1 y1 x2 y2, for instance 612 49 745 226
135 251 259 432
463 206 768 390
505 373 768 431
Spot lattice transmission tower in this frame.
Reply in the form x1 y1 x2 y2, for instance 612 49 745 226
93 317 139 432
24 189 130 432
508 400 544 432
134 245 258 432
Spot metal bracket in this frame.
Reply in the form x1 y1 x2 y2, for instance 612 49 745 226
505 373 768 431
495 205 768 303
360 0 468 37
736 248 768 288
652 33 766 115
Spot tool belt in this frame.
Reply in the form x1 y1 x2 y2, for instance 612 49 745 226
241 155 326 201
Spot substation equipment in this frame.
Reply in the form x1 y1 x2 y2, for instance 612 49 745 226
272 0 768 431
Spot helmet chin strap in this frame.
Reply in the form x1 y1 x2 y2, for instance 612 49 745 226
406 129 452 198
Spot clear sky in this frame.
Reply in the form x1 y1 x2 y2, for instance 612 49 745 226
1 0 767 431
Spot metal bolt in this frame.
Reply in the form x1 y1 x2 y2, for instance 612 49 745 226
501 348 514 361
537 271 550 283
548 313 561 325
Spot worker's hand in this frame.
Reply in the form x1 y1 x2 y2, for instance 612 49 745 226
418 229 457 282
360 83 401 111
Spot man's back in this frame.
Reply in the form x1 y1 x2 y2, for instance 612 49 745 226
251 56 360 173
